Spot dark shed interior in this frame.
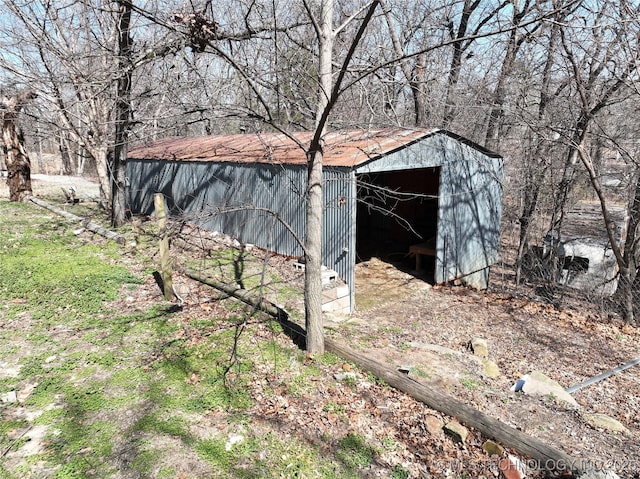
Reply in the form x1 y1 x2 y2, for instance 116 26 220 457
356 167 440 274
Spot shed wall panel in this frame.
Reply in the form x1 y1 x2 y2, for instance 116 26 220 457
129 160 308 257
354 132 502 288
436 137 502 287
322 168 356 301
128 160 357 307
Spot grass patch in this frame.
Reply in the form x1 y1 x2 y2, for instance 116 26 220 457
197 431 359 479
0 200 406 478
0 205 140 327
459 376 482 389
337 432 379 471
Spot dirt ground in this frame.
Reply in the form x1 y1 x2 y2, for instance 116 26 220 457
3 175 640 477
343 258 640 475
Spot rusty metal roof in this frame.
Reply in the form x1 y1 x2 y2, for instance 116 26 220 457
128 127 445 167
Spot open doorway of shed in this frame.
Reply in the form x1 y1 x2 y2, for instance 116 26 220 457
355 167 440 283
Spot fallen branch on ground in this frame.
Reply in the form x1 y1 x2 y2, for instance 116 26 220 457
27 196 125 245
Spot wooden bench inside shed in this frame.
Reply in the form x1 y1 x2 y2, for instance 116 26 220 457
409 241 436 271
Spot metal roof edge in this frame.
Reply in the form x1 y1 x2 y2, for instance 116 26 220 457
348 128 439 171
437 129 503 158
127 128 502 166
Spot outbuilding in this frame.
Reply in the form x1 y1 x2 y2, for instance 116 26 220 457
127 127 503 311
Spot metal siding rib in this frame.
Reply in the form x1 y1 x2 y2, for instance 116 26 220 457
322 168 353 292
436 136 502 287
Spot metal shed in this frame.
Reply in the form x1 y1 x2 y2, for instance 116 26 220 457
127 127 503 311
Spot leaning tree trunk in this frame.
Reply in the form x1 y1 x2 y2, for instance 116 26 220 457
1 92 37 201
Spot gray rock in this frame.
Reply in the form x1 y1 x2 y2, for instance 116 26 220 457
443 420 469 443
519 371 579 408
582 412 630 435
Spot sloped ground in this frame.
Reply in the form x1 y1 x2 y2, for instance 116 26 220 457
168 223 640 477
2 175 639 477
340 258 640 476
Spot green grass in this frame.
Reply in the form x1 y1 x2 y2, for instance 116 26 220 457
459 376 482 389
197 431 359 479
0 206 140 328
0 200 404 478
336 432 379 471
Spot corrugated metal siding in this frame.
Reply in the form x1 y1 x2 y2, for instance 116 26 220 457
128 159 357 307
322 168 356 304
129 160 309 257
128 129 503 310
355 132 502 288
436 136 503 287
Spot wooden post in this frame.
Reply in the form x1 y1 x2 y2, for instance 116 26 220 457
154 193 173 300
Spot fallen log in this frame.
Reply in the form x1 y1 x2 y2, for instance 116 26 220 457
27 196 125 245
325 339 581 475
181 267 584 476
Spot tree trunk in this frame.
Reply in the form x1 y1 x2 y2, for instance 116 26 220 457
304 0 334 355
111 0 134 227
514 20 560 284
304 147 324 353
515 172 543 284
484 23 521 151
442 0 478 128
28 196 126 245
93 145 111 203
58 131 73 175
303 0 379 353
380 0 427 127
409 53 428 126
616 172 640 324
549 117 588 238
1 92 36 202
325 339 582 475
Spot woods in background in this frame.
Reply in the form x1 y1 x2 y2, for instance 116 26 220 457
0 0 638 325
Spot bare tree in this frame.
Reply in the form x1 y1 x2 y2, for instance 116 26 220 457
483 0 544 151
112 0 134 227
0 1 118 199
379 0 430 126
549 0 640 322
1 91 37 201
511 12 570 284
162 0 382 353
0 0 186 220
441 0 508 129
